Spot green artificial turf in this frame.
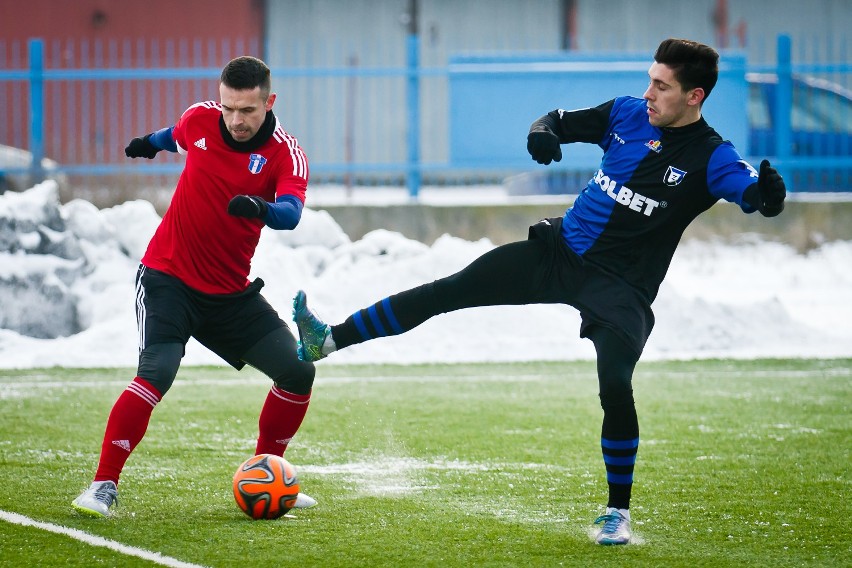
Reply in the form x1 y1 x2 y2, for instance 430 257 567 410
0 359 848 567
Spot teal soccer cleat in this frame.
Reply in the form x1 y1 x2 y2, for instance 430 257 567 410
594 508 632 545
292 290 331 362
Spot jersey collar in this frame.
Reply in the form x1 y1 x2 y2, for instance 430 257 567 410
661 116 709 135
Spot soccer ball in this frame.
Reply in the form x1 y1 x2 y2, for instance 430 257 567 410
232 454 301 520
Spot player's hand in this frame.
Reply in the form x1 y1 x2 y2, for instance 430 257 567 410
757 159 785 217
527 129 562 165
228 195 269 219
125 135 160 159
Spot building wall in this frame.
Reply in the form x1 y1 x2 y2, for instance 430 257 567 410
265 0 562 171
0 0 263 47
2 0 850 195
265 0 852 174
0 0 264 197
574 0 852 63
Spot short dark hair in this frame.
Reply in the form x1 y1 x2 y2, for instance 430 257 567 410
220 56 271 99
654 38 719 103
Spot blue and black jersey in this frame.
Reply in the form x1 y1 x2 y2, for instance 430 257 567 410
550 96 759 303
329 96 770 359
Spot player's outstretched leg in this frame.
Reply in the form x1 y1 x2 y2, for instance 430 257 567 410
292 290 332 362
593 507 632 545
72 481 118 518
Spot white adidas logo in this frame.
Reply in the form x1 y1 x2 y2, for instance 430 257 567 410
112 439 131 452
194 138 207 150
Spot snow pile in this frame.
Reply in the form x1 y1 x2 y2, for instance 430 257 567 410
0 181 849 368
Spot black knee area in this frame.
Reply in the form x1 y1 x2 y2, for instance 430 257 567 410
273 363 316 395
588 325 638 399
599 388 635 410
137 342 184 396
599 387 639 441
241 327 316 395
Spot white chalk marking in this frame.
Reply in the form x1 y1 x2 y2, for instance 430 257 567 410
0 509 209 568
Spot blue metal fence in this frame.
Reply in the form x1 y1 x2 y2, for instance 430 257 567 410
1 34 850 200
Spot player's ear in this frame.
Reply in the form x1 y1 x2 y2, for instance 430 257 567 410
687 87 705 107
265 92 277 111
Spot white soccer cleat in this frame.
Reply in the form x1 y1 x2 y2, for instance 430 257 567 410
72 480 118 518
594 507 631 545
292 492 317 509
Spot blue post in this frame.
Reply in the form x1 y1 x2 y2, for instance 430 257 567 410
28 38 45 184
405 1 421 199
775 34 792 188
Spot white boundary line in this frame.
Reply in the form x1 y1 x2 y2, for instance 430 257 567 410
0 509 209 568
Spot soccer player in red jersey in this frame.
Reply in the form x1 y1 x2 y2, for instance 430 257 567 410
73 56 317 518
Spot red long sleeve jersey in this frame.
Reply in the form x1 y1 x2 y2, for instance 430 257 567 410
141 102 308 294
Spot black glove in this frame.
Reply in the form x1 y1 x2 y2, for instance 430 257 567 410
125 134 160 159
527 129 562 165
757 159 785 217
228 195 269 219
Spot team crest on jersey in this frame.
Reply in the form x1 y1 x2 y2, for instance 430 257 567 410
664 165 687 186
645 139 662 153
248 153 267 174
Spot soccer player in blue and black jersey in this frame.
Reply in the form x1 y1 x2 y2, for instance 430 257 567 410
292 38 786 545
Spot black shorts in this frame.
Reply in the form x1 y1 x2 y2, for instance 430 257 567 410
528 217 654 356
135 265 289 369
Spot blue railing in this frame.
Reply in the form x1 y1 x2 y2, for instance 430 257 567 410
1 34 851 196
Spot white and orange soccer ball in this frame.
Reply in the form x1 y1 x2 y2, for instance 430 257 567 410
232 454 301 520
